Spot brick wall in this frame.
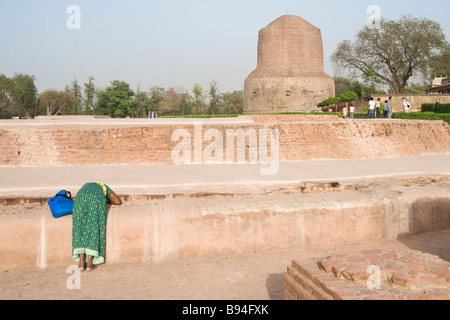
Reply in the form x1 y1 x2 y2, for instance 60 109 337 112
0 119 449 167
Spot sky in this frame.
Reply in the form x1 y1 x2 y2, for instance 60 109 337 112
0 0 449 95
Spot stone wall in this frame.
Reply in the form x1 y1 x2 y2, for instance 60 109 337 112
1 178 449 268
0 119 449 167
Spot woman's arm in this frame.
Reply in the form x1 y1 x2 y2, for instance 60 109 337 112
108 192 123 205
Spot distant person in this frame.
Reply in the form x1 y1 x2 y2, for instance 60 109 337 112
368 98 376 119
342 106 348 119
349 104 355 119
383 100 389 118
387 97 393 119
375 98 381 118
402 98 412 113
72 182 122 272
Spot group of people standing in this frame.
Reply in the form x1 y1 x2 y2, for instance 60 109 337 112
341 104 356 119
341 96 412 119
367 97 394 119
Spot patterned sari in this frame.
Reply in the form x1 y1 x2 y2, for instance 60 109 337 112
72 182 114 265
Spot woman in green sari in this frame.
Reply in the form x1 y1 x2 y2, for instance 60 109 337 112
72 182 122 272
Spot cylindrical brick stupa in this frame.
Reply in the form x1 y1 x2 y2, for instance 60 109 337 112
244 15 335 113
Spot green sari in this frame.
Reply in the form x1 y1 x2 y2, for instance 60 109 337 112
72 182 114 265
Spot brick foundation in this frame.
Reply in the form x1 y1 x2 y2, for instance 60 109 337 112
1 118 449 167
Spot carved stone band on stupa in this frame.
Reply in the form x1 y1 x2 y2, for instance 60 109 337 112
244 15 335 113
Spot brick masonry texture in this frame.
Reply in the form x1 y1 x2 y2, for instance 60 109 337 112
284 230 450 300
0 118 449 167
244 15 335 113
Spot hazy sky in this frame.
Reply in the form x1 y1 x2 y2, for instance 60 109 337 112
0 0 449 94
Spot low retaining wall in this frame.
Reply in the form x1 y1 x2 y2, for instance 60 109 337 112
1 178 449 268
0 118 449 167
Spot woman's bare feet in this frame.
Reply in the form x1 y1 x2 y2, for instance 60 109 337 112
79 253 86 271
85 265 97 272
85 255 96 272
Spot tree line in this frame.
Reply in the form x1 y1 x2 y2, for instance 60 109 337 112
317 15 449 108
2 15 448 118
331 15 449 96
0 75 243 119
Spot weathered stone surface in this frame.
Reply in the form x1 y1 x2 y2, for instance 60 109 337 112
244 15 335 113
319 260 333 273
341 265 369 283
285 232 450 300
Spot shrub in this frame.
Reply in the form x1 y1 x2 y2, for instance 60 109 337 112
361 105 369 113
317 97 340 108
422 103 436 112
436 103 450 114
393 112 450 124
337 91 358 102
421 103 450 113
278 112 343 118
159 114 239 119
317 91 358 108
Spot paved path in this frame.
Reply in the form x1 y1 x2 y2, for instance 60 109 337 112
0 154 449 198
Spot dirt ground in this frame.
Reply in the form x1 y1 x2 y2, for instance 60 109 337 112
0 248 300 300
1 230 449 301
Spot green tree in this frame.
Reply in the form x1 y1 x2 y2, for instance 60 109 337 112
179 91 192 116
317 91 358 108
429 44 450 79
148 86 165 114
404 82 429 94
159 88 181 116
361 69 387 95
95 80 136 118
208 81 220 115
192 83 205 115
334 77 353 97
337 91 358 102
0 74 15 118
332 15 448 93
83 76 96 115
135 88 151 118
10 73 38 118
69 78 83 115
317 97 340 108
219 90 243 114
334 77 369 98
40 89 76 116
